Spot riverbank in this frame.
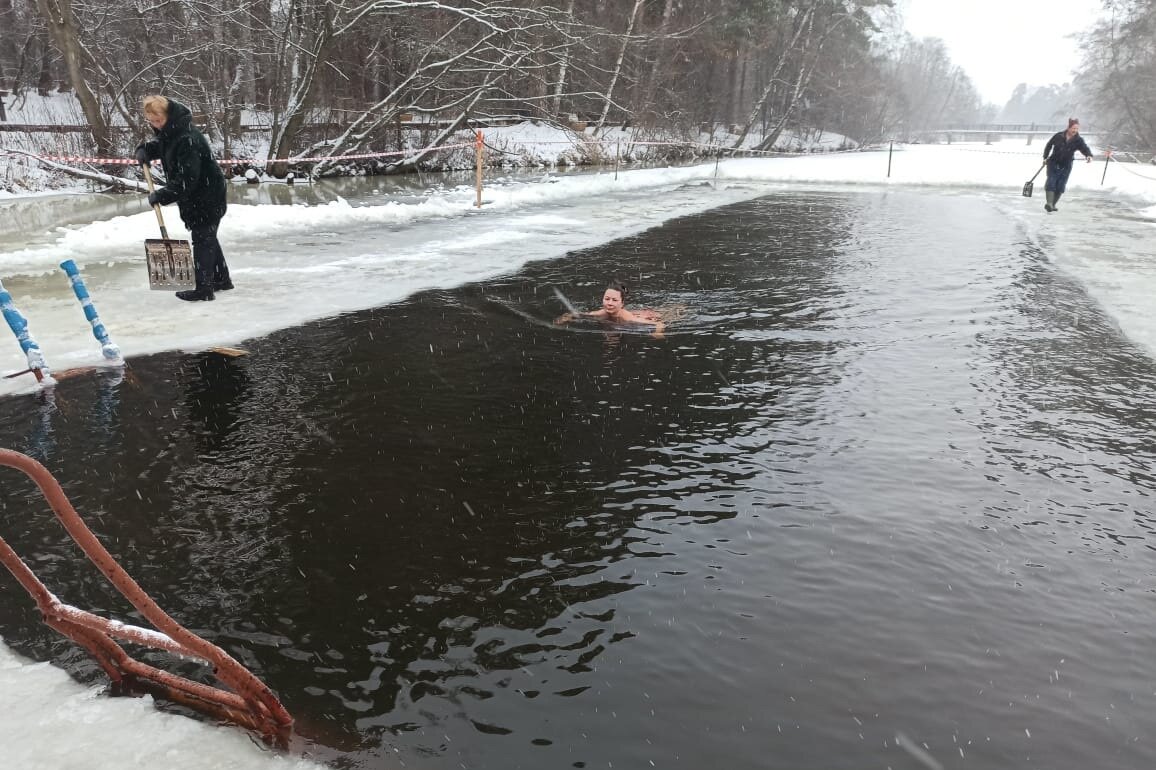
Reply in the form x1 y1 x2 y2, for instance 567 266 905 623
1 90 857 196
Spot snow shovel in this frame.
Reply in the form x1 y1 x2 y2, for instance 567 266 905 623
141 163 194 290
1022 161 1046 198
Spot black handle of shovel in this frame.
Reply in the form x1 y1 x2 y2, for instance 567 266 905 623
1028 160 1046 184
140 162 171 240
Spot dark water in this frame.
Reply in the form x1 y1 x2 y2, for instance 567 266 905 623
3 190 1156 770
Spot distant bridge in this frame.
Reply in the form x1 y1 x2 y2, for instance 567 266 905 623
919 124 1103 146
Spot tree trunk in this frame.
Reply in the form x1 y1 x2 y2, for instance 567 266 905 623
639 0 675 126
267 8 336 177
730 4 816 149
730 39 749 129
34 0 113 158
753 10 854 152
551 0 576 120
593 0 645 135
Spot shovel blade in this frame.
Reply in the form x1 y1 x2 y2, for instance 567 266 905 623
145 238 195 290
1022 181 1034 198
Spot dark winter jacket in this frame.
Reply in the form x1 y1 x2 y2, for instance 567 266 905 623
1043 130 1093 167
137 100 227 228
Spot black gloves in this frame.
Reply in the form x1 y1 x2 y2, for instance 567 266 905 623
135 145 151 165
147 191 161 207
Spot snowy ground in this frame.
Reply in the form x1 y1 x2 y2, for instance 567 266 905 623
1 135 1156 767
0 642 326 769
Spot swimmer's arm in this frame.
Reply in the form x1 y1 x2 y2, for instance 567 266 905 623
555 309 607 324
650 320 665 339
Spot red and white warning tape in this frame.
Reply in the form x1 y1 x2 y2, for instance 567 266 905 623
3 141 478 166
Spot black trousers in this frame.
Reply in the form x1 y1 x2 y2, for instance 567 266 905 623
190 222 230 291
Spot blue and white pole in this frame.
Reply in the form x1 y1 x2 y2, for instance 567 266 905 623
59 260 122 363
0 278 54 384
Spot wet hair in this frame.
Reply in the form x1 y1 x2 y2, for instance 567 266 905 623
604 280 629 303
1068 117 1079 128
142 95 170 118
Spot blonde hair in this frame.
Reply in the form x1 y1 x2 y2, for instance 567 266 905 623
142 95 169 117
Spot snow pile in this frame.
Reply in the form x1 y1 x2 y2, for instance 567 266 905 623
1 88 92 125
0 642 324 770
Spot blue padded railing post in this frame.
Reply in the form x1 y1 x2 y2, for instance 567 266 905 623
60 260 122 363
0 278 53 384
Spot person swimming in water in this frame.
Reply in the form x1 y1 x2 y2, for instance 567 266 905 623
555 280 664 335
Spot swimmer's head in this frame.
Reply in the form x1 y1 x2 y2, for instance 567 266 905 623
602 280 628 313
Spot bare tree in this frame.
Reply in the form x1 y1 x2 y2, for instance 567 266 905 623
592 0 644 135
7 0 1004 180
32 0 113 155
307 2 574 174
729 2 818 148
1080 0 1156 152
550 0 577 119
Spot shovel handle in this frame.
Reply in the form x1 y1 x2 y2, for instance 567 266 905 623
140 162 170 240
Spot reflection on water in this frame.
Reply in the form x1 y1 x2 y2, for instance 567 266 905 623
3 191 1156 769
1 193 146 251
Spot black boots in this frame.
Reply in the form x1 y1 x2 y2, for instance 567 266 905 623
1044 191 1055 212
177 280 231 301
177 288 215 302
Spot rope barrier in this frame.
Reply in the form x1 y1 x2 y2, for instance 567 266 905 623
2 142 476 166
901 145 1051 157
1108 154 1156 182
1112 150 1156 165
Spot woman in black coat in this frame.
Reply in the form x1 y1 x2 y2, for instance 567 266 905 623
136 95 232 301
1042 117 1093 213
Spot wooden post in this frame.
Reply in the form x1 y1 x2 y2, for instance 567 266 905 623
614 140 620 180
475 130 484 208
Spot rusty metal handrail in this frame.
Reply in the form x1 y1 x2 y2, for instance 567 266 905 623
0 447 293 744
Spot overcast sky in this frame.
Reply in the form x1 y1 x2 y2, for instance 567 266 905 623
898 0 1104 105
